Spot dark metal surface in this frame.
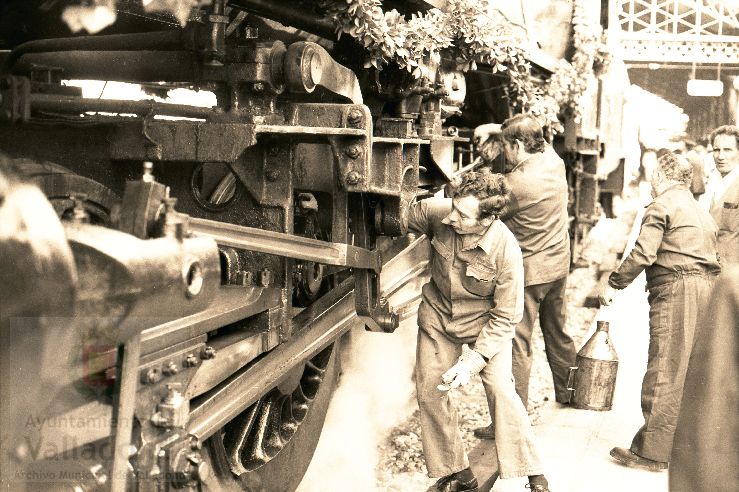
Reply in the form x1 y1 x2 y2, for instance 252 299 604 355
3 30 185 74
229 0 337 38
350 193 399 332
13 51 197 83
189 216 381 271
141 287 277 355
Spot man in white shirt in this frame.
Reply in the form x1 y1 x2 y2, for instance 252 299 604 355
705 125 739 264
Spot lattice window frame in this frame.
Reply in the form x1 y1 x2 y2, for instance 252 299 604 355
611 0 739 63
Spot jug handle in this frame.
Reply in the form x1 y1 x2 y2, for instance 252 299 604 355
565 366 578 403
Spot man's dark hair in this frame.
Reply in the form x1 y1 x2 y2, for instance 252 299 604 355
501 114 546 154
709 125 739 148
657 152 692 185
448 168 509 219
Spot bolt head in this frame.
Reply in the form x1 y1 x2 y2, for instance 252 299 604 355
258 269 272 287
345 171 361 185
142 367 162 384
164 361 179 375
234 270 252 286
347 108 363 126
345 145 362 159
201 346 217 360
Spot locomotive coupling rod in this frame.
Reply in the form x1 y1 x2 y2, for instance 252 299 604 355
189 217 381 272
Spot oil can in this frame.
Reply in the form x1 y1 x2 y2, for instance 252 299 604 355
567 321 619 411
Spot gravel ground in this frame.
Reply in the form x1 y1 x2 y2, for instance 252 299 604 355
375 210 636 491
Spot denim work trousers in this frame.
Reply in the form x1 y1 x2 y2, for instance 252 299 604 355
416 323 543 479
512 276 577 406
631 271 715 463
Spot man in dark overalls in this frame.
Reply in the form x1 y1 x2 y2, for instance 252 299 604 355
408 168 550 492
600 152 721 471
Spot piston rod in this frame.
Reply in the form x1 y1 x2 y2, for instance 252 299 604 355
189 217 381 272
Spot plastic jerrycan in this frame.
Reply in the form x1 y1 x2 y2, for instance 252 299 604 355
566 320 619 411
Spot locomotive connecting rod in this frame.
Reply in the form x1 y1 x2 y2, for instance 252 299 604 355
189 217 381 272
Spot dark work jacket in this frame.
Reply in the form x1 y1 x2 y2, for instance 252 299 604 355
609 185 721 290
500 147 571 287
407 198 524 359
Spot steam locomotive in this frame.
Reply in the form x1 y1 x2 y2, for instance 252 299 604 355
0 1 625 490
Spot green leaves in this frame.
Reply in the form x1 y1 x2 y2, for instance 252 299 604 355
326 0 528 80
325 0 610 137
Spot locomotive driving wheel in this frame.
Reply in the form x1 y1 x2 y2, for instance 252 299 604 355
204 343 339 491
13 159 119 225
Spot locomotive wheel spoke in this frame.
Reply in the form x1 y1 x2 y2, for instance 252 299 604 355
244 393 276 467
217 344 336 478
290 385 310 421
223 402 261 475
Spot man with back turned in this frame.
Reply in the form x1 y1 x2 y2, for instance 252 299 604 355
600 152 721 471
472 115 577 441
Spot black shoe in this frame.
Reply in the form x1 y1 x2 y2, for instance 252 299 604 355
472 422 495 440
609 447 668 472
427 470 479 492
525 484 550 492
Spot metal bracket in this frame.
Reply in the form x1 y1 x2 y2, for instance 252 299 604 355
350 193 399 333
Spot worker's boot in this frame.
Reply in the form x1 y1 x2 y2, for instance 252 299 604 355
609 447 668 471
427 468 478 492
472 422 494 440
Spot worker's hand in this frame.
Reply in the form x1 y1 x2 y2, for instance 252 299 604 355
438 346 488 391
473 123 502 146
477 138 502 163
598 284 617 306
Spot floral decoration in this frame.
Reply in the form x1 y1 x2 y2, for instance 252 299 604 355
324 0 611 135
321 0 530 80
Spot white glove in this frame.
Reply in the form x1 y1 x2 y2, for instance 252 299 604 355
438 346 488 391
